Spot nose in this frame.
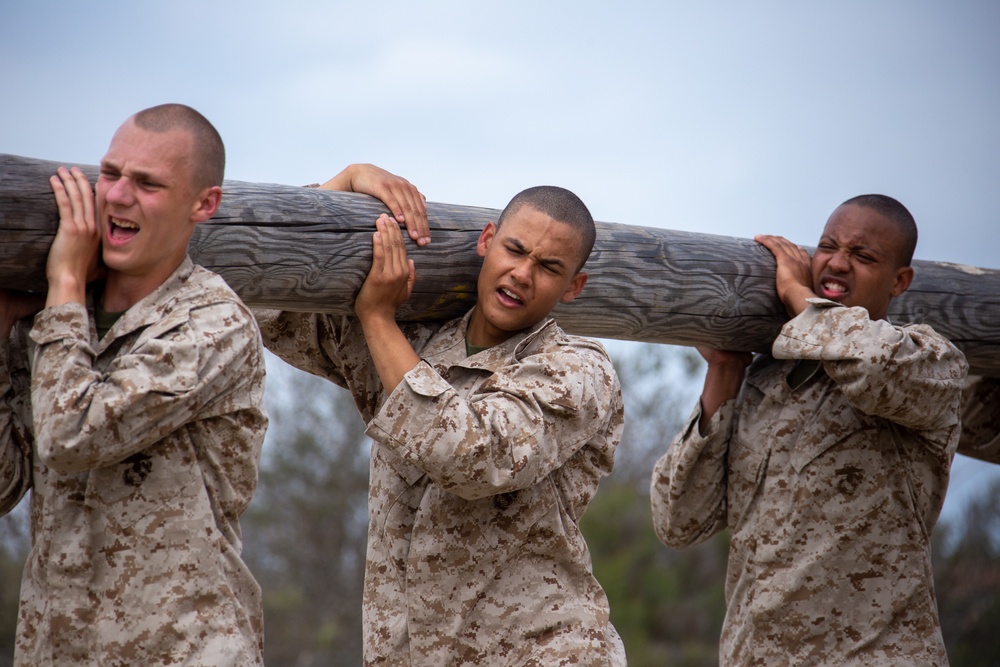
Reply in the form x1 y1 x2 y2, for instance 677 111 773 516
510 257 532 286
104 177 135 207
828 249 850 272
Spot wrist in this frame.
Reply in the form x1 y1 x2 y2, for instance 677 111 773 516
781 284 815 317
319 165 355 192
44 273 87 308
357 307 397 334
705 361 747 388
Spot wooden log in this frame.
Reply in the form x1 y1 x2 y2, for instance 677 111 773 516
3 153 999 375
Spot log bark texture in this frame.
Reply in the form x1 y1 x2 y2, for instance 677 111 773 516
3 153 998 375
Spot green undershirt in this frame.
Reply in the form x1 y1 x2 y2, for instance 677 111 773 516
95 307 125 341
465 338 490 358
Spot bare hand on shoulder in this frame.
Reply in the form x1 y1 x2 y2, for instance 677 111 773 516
319 164 430 247
754 234 815 317
46 166 101 308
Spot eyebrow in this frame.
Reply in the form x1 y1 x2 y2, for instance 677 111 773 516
819 236 883 256
506 237 568 270
99 159 163 185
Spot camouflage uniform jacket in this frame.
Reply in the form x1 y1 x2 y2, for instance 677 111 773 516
957 375 1000 464
257 308 626 667
651 299 968 666
0 257 268 667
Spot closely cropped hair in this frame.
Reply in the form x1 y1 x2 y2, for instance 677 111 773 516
133 103 225 189
842 194 918 267
497 186 596 272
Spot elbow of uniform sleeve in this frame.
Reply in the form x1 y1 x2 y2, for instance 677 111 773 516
31 387 121 472
367 409 541 502
650 462 693 549
650 455 727 550
833 329 968 432
369 357 606 501
251 308 281 337
649 402 730 549
34 433 91 474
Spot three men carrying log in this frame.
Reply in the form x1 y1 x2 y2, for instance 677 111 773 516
0 104 995 666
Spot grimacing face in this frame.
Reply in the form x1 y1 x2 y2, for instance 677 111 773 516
810 203 913 321
96 120 218 297
467 206 588 348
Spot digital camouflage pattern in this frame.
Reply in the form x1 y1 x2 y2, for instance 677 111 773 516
0 257 268 667
652 299 968 666
957 375 1000 464
257 308 626 667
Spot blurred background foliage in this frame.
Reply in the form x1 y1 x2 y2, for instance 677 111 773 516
1 343 997 666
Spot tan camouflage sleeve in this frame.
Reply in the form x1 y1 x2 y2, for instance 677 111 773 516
28 300 262 473
957 375 1000 464
253 308 349 383
0 324 32 514
366 341 622 500
650 400 732 549
775 299 967 446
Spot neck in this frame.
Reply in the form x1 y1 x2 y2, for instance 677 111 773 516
101 262 182 312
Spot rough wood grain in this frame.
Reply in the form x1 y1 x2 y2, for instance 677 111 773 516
2 153 998 375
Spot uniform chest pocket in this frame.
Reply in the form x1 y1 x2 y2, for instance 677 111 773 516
790 406 871 474
90 443 201 534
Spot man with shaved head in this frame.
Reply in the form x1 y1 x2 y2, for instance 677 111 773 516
257 184 626 666
0 104 268 665
651 194 968 665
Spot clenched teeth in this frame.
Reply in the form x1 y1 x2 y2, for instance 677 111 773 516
822 281 846 294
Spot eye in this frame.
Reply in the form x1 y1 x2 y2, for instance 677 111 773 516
504 243 525 256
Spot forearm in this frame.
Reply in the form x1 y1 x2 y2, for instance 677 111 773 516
358 313 421 394
698 362 747 434
317 165 356 192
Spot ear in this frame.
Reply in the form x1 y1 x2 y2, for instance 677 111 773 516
189 186 223 224
560 271 588 303
476 221 497 258
890 266 914 298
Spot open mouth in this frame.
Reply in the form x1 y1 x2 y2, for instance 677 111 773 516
497 286 523 306
108 217 139 241
819 278 848 299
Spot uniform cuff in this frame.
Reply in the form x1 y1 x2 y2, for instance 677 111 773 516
28 303 90 346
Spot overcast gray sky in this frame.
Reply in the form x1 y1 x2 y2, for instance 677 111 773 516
3 1 998 267
3 1 998 513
